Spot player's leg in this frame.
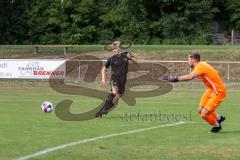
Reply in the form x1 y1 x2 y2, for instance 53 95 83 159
112 86 121 103
200 108 224 126
211 111 225 125
199 89 220 132
96 92 116 117
96 81 127 117
216 89 227 124
102 85 120 113
198 89 211 116
200 108 221 133
202 90 226 133
96 81 120 117
114 82 125 103
200 109 218 126
101 83 126 114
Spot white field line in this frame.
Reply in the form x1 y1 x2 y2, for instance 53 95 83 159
16 121 186 160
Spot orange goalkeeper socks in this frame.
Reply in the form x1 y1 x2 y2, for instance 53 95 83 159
201 111 219 126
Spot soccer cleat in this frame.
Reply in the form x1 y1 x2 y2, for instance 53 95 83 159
95 109 103 118
209 125 222 133
95 109 108 118
101 109 108 115
217 115 225 124
95 112 103 118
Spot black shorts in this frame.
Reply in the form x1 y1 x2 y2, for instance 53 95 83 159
110 79 126 95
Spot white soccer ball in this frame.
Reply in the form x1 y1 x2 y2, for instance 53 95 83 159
41 102 54 113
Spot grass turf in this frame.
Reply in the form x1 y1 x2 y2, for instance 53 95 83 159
1 45 240 159
0 83 240 160
1 45 240 61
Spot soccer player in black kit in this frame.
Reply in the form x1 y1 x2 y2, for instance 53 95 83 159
96 41 137 117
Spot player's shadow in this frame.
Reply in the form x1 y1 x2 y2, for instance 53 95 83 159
219 130 240 134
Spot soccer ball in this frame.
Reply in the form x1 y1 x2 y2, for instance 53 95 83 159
41 102 54 113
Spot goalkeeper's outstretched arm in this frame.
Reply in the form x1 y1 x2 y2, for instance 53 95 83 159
178 72 198 81
163 72 198 82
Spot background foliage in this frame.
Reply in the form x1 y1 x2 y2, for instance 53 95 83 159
0 0 239 44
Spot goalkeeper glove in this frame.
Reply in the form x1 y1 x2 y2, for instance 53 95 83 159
163 75 179 82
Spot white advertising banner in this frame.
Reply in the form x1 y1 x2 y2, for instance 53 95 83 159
0 59 66 79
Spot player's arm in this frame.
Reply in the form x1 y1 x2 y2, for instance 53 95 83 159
178 72 198 81
101 58 111 85
101 66 107 85
127 52 137 64
163 71 198 82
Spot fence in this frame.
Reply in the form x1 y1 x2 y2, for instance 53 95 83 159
0 60 239 90
66 60 240 83
0 59 238 82
212 30 240 45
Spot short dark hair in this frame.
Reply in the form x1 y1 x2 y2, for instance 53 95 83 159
189 53 200 62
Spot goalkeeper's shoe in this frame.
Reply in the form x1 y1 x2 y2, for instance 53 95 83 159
209 125 222 133
217 115 225 124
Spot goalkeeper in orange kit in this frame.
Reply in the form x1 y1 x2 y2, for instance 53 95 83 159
163 53 226 133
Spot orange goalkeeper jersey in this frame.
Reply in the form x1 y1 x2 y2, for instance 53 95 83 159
192 61 226 94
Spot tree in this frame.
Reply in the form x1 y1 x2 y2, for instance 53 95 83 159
227 0 240 31
0 0 31 44
0 0 239 44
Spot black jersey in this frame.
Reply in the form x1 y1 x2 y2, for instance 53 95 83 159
105 52 131 83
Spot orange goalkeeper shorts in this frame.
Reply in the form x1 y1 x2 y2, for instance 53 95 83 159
199 88 226 112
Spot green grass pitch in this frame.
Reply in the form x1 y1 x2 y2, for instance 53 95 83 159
0 83 240 160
